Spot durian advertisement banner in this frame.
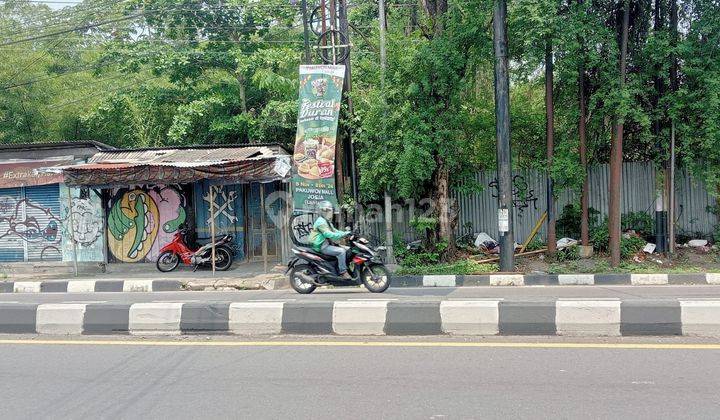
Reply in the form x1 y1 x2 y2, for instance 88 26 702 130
291 65 345 213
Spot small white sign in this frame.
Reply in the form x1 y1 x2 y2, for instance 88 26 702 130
274 157 292 178
498 208 509 232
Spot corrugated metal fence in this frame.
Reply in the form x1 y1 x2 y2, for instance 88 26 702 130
363 162 718 243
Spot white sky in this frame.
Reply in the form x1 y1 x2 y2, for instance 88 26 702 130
43 1 83 10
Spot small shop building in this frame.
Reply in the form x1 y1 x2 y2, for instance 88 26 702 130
62 143 293 270
0 142 111 266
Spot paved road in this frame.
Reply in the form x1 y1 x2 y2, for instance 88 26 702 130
4 285 720 304
1 336 720 419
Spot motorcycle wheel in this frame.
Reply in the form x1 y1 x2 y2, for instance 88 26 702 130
289 264 317 294
362 263 391 293
156 251 179 272
214 247 233 271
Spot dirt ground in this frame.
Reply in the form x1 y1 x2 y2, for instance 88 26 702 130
515 246 720 274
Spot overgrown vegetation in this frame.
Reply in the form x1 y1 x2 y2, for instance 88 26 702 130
396 259 498 275
2 0 719 267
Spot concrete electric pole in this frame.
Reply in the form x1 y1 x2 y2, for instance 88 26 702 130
493 0 514 271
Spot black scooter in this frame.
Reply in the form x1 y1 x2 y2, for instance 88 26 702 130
285 232 391 294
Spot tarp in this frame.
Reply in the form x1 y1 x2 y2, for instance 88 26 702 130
0 159 71 188
62 158 290 187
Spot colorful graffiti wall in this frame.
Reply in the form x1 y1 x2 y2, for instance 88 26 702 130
0 185 63 262
59 185 105 263
107 185 189 263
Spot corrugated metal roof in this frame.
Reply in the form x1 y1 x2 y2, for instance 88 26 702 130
0 141 114 151
86 145 286 168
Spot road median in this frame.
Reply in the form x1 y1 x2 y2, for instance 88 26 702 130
2 299 720 337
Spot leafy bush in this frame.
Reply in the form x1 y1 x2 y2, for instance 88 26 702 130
556 204 601 239
396 259 498 275
398 252 441 268
621 236 646 258
591 218 646 258
524 237 545 252
621 211 654 239
554 245 580 262
409 216 437 234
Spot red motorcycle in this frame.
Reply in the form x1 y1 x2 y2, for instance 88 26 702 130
156 228 235 272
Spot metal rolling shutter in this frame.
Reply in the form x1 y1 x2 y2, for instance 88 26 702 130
0 187 24 262
24 184 62 262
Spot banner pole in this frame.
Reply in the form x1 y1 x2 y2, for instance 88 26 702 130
210 185 216 276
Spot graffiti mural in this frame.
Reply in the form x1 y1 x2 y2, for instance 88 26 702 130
0 199 59 242
194 182 245 260
68 197 103 246
203 186 238 224
60 186 105 263
107 186 187 263
0 185 62 262
489 175 539 217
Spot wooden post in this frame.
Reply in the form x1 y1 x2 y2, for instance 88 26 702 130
66 186 78 277
210 185 216 276
260 183 268 273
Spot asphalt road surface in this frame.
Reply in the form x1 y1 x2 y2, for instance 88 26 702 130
2 336 720 419
3 285 720 304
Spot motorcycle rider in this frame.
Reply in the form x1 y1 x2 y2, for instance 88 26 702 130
308 200 352 279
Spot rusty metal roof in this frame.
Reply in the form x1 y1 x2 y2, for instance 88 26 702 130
86 144 288 168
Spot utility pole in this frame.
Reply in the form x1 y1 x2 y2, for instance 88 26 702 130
300 0 312 64
493 0 514 271
378 0 393 263
578 0 589 250
609 0 630 267
337 0 360 221
545 36 556 256
668 0 678 254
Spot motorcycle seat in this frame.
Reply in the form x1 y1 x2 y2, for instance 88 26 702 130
294 246 336 261
196 236 231 245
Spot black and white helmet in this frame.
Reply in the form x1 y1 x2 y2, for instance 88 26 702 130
317 200 334 217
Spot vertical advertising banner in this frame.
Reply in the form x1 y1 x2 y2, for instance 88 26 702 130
292 64 346 213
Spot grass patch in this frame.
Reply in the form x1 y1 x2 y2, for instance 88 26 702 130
396 259 498 275
548 260 704 274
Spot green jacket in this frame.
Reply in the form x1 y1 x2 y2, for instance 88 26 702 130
308 216 348 251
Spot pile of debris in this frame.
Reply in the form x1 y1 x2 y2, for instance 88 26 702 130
471 232 579 263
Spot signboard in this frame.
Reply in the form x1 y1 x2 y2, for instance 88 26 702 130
498 208 509 233
0 160 70 188
291 65 346 213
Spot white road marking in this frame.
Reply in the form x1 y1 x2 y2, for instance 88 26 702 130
249 299 296 302
62 301 107 304
347 298 398 301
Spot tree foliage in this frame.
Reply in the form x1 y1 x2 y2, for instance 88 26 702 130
0 0 719 197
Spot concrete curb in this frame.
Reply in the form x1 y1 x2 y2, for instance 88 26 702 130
2 299 720 337
0 280 182 293
392 273 720 287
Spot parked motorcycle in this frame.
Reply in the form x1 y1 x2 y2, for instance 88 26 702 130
286 232 391 294
156 228 235 272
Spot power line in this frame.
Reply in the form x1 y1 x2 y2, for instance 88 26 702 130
0 0 120 88
0 1 304 39
0 0 127 39
1 51 155 90
0 7 305 47
44 73 161 109
0 12 145 46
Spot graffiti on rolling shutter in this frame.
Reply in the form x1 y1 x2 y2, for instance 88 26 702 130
0 185 63 262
